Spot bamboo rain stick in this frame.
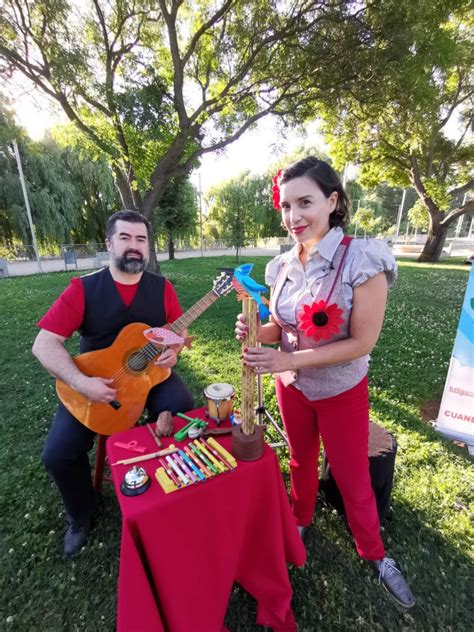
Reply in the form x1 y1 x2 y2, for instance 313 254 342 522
241 297 258 435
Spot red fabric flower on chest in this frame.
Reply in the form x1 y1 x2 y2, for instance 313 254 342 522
297 300 345 341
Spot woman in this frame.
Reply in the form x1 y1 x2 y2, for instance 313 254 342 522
235 157 414 608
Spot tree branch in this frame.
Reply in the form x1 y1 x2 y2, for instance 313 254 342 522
91 0 142 209
378 138 411 171
441 200 474 227
451 115 473 153
410 155 442 219
437 73 465 130
448 178 474 199
158 0 188 128
188 1 325 126
182 0 234 66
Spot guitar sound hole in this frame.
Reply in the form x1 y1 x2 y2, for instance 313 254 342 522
127 351 148 372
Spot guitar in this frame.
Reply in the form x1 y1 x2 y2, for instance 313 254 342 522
56 271 234 435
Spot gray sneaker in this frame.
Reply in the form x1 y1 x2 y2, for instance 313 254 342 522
371 557 415 608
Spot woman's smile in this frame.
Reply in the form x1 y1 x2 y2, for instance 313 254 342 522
291 225 308 235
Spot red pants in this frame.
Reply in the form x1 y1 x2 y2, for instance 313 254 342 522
275 376 384 560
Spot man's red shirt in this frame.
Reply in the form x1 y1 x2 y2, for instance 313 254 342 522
37 276 183 338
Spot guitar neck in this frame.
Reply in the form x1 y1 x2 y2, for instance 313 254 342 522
169 289 220 334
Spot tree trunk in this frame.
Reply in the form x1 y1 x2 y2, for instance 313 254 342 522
141 183 171 273
148 231 161 273
417 219 449 263
114 169 138 212
111 171 161 273
168 233 175 260
141 213 161 273
410 159 449 264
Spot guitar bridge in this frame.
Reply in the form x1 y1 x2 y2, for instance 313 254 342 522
109 400 122 410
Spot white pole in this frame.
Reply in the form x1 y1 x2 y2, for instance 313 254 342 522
12 139 43 272
454 193 468 242
469 216 474 239
342 163 348 188
354 199 360 237
198 172 203 257
395 189 406 239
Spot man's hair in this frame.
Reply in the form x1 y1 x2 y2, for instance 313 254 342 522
105 210 152 241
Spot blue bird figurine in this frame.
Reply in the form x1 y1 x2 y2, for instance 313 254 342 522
233 263 270 320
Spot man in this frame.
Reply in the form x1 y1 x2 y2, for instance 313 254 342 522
32 210 194 556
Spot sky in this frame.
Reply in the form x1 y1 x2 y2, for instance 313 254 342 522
10 79 327 194
195 118 327 193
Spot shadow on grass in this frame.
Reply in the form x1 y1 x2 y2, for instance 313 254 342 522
369 391 473 466
292 493 471 631
222 492 472 631
0 477 121 631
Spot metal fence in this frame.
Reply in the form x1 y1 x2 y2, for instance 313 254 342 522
0 242 106 261
0 237 291 262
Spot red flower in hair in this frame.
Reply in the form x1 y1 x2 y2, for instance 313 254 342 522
297 300 345 341
272 169 282 210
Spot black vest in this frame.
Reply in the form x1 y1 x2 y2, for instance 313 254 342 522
79 268 167 353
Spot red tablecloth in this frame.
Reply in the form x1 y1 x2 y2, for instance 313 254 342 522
106 409 306 632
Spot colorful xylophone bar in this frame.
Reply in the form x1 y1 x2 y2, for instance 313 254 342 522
155 438 236 494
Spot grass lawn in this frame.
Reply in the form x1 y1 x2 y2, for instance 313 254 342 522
0 256 472 631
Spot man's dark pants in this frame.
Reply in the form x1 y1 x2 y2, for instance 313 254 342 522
42 372 194 525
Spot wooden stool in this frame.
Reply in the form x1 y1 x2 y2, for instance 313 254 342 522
94 434 112 493
319 422 397 524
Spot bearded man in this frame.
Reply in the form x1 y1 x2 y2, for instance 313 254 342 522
32 210 193 556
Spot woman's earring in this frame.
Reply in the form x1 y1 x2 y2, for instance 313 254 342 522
280 220 289 231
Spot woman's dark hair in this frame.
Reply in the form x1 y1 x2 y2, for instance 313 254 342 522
106 210 152 241
280 157 350 228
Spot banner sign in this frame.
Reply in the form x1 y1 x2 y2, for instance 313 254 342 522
435 263 474 454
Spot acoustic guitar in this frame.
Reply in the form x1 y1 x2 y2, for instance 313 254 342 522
56 271 234 435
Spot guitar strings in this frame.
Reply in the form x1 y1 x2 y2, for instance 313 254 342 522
110 345 162 386
100 296 218 394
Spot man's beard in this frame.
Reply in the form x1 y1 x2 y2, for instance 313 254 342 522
113 250 148 273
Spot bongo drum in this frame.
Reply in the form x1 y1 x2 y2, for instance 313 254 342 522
204 383 235 424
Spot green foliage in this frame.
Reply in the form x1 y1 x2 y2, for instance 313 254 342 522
0 100 120 248
206 171 285 256
1 0 425 236
155 177 198 258
314 0 473 260
345 179 363 210
408 200 430 230
0 258 472 630
207 178 250 258
373 184 418 228
352 207 383 235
